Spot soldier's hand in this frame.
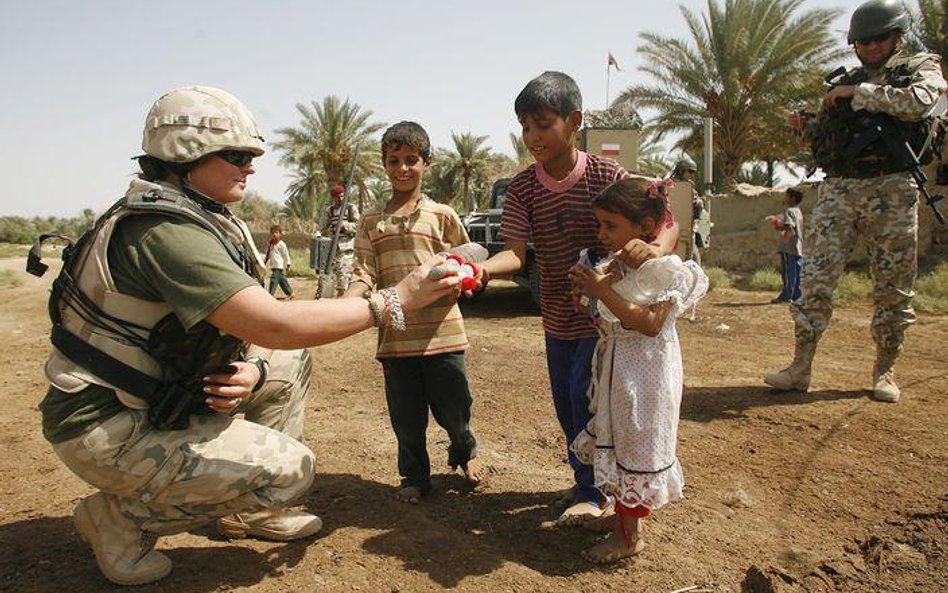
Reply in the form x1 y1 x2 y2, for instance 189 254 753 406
824 85 855 107
396 255 460 311
789 110 809 135
203 362 258 414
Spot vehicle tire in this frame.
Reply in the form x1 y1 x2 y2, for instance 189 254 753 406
528 262 541 307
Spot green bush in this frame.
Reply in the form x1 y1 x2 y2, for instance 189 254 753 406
703 267 732 291
749 268 782 292
915 263 948 314
0 269 23 289
832 271 873 304
286 247 316 278
0 244 30 258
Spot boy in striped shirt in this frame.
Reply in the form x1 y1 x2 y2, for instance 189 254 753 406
346 121 486 504
477 71 679 525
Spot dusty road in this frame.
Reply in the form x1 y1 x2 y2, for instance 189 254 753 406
0 263 945 593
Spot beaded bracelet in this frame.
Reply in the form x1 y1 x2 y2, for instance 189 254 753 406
363 291 385 327
379 287 407 331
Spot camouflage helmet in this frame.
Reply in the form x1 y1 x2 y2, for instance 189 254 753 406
848 0 911 44
142 86 265 163
673 155 698 176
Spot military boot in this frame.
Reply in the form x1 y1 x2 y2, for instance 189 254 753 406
872 348 901 403
73 493 172 586
764 339 816 391
217 508 322 541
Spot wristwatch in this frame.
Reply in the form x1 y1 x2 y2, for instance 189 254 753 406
245 356 269 391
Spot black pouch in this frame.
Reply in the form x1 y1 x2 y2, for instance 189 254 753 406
147 383 207 431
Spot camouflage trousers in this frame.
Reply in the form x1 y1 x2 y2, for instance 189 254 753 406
319 238 354 298
52 348 315 536
332 238 355 295
791 173 918 354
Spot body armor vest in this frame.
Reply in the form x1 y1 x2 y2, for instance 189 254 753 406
45 179 266 422
810 52 935 177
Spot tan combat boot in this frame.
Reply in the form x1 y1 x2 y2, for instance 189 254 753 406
764 340 816 391
872 348 901 403
73 493 172 586
217 508 322 541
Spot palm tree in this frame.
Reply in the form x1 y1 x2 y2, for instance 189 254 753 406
912 0 948 75
272 96 385 219
618 0 844 188
424 149 461 206
509 133 533 170
440 132 494 211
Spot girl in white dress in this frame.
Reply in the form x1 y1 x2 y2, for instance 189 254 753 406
569 177 708 563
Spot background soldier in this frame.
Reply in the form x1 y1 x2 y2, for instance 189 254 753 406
320 183 360 297
669 156 708 264
765 0 947 403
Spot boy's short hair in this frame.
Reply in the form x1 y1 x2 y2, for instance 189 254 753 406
269 224 283 233
786 187 804 205
514 71 583 120
381 121 431 160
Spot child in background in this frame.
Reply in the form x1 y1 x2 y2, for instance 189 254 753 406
768 187 804 303
265 224 294 299
569 177 708 563
346 121 486 504
477 71 680 525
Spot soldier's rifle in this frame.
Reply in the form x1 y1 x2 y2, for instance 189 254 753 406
842 113 946 224
319 142 361 292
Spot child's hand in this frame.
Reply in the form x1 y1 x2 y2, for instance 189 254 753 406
568 264 611 299
615 239 661 269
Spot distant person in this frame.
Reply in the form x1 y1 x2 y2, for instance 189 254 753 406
768 187 804 303
669 156 707 265
35 86 459 586
766 0 946 403
476 71 680 526
346 121 487 504
264 224 294 299
320 183 360 297
569 177 708 563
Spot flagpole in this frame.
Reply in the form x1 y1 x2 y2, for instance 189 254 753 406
606 63 611 107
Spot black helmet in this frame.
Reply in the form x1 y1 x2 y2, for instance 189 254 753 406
673 156 697 176
848 0 911 44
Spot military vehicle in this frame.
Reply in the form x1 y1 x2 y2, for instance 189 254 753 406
461 178 540 305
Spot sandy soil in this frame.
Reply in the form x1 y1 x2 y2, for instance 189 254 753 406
0 259 945 593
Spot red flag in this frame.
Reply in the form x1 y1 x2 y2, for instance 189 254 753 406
608 52 621 71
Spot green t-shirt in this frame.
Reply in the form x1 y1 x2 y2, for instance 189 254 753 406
40 213 258 443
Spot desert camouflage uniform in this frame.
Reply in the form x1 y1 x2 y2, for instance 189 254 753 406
51 348 314 534
320 201 360 296
795 52 946 364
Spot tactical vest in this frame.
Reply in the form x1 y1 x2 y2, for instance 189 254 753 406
810 52 936 177
45 178 266 427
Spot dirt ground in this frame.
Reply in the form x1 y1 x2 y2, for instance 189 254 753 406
0 258 946 593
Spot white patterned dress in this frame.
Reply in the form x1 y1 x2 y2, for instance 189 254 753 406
571 255 708 511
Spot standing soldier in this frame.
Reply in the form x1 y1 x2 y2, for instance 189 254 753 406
765 0 947 403
669 156 708 264
320 183 360 297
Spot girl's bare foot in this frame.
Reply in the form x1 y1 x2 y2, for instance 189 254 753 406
581 516 644 563
461 458 492 486
582 511 617 533
557 501 607 526
393 485 425 504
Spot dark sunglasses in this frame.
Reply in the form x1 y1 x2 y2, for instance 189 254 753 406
216 150 255 167
855 31 895 46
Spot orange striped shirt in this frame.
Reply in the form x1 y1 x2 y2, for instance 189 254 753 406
351 197 470 358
